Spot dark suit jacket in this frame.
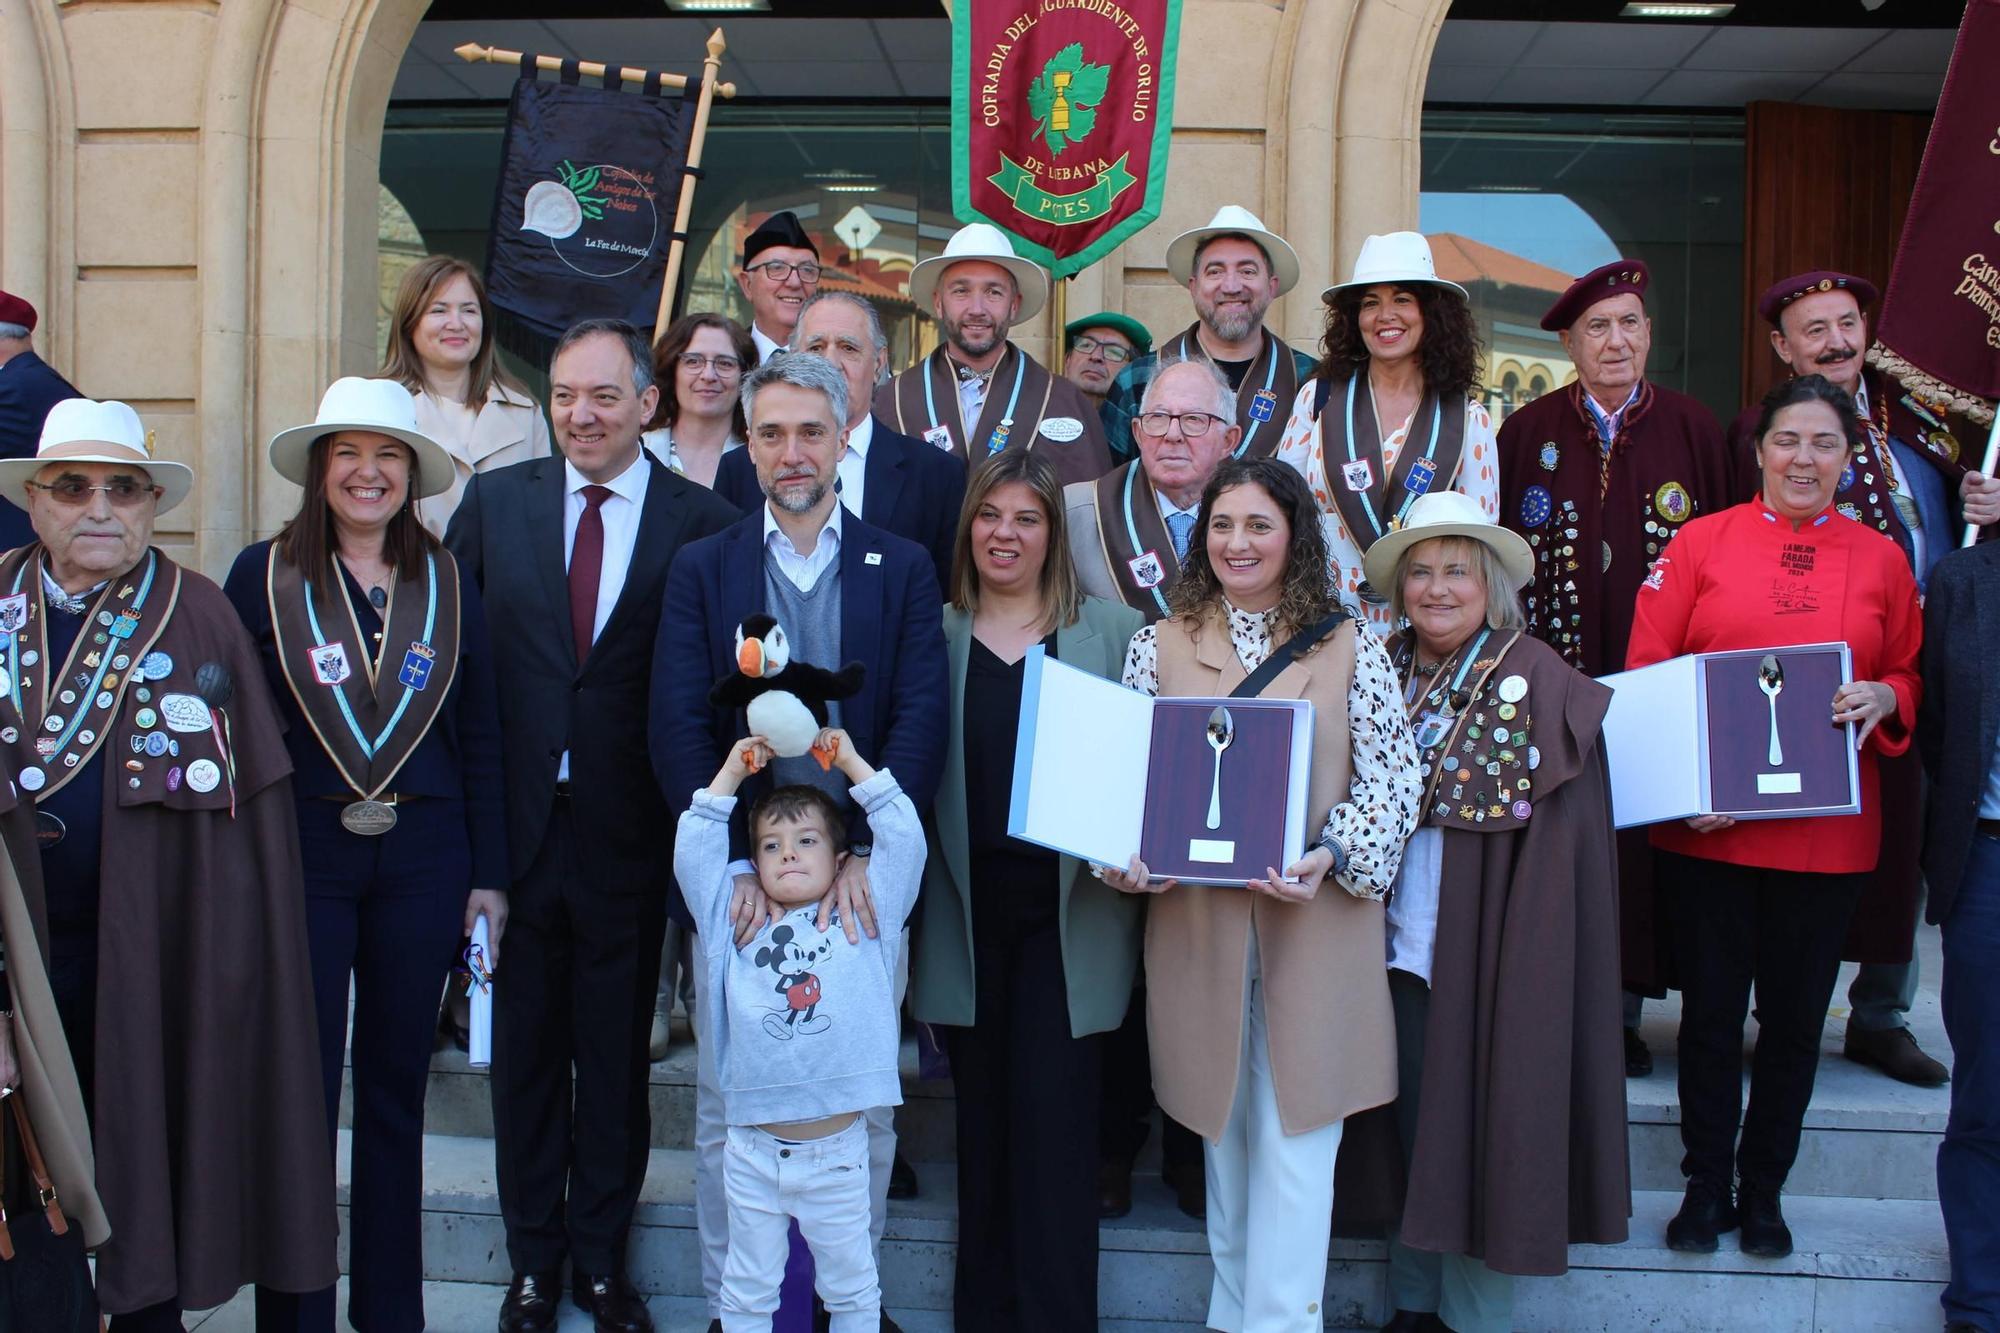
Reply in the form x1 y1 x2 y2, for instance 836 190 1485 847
0 350 81 552
713 417 966 593
1918 537 2000 925
651 507 949 920
445 450 739 890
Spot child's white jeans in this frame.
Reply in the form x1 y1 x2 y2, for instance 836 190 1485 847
719 1117 881 1331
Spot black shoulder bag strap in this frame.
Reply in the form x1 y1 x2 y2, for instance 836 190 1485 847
1229 608 1351 699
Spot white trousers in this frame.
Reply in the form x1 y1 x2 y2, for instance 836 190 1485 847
1204 933 1345 1333
694 942 901 1315
719 1119 880 1331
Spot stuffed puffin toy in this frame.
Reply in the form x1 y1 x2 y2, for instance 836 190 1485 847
708 613 866 771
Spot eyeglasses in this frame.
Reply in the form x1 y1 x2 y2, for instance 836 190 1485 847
744 260 822 284
1070 335 1135 365
27 477 161 507
1136 411 1224 439
679 353 745 377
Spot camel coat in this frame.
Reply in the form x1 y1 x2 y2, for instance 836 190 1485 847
0 783 109 1248
1147 610 1398 1139
413 381 553 540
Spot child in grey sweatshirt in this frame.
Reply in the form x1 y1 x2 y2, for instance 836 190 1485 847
674 726 921 1332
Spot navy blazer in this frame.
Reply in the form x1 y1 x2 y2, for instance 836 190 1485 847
447 450 740 890
651 506 949 911
0 350 81 552
713 417 966 593
1919 538 2000 926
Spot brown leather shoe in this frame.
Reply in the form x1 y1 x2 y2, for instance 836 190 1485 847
1844 1024 1949 1087
1162 1158 1206 1220
1099 1157 1134 1219
573 1272 654 1333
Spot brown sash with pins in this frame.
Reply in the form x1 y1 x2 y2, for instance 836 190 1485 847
1392 626 1533 830
887 344 1061 466
0 544 182 798
1316 372 1470 560
1160 325 1303 461
265 547 461 802
1092 460 1182 622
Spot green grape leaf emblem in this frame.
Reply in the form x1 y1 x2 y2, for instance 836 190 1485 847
1026 43 1110 157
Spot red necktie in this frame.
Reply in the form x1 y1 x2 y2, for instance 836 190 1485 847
569 484 612 663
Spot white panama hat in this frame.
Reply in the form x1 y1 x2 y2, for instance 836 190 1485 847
1361 489 1534 601
1322 231 1468 303
0 398 195 515
1164 205 1301 297
267 377 455 500
907 223 1050 324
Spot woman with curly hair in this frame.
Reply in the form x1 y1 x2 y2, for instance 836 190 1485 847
1103 456 1423 1330
1275 232 1499 635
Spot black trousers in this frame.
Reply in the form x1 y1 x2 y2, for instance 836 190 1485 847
491 795 666 1275
1664 851 1865 1191
940 914 1103 1333
1100 967 1202 1180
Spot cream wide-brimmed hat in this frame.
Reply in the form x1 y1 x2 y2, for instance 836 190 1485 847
907 223 1050 324
1361 489 1534 598
0 398 195 515
267 377 455 500
1164 205 1301 297
1321 231 1468 303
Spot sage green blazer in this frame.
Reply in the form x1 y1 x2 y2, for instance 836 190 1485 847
910 596 1147 1037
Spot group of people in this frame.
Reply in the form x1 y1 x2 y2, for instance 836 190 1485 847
0 190 1991 1333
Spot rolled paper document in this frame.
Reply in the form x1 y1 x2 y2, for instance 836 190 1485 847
465 915 495 1070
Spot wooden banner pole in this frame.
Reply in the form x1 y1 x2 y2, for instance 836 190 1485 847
654 28 728 341
453 40 738 98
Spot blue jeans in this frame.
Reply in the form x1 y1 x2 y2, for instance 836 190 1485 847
1942 834 2000 1330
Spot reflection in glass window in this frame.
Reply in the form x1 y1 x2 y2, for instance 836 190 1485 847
1420 111 1745 422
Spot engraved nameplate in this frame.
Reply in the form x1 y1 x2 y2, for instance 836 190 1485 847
1755 772 1803 796
1188 838 1236 864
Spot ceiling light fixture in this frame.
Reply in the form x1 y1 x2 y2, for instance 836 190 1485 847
665 0 771 13
1618 3 1734 16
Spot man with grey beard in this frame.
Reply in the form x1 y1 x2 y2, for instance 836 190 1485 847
1098 205 1316 466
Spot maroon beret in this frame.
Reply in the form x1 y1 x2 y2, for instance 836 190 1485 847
1539 260 1650 332
0 290 35 333
1756 270 1877 327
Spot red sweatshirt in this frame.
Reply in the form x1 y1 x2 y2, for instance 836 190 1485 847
1626 498 1922 873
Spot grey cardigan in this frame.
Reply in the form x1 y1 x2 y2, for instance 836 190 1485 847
910 596 1146 1037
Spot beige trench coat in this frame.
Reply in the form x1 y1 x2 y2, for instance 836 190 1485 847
1145 609 1398 1139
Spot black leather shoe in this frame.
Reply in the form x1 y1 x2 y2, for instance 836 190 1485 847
1624 1027 1653 1078
497 1272 563 1333
1163 1158 1206 1220
1737 1182 1794 1258
573 1272 654 1333
707 1322 723 1333
811 1306 903 1332
1845 1024 1950 1087
1665 1176 1737 1253
1381 1311 1452 1332
1099 1157 1134 1219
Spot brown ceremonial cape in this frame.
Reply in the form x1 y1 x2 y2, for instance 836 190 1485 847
0 545 335 1313
1316 370 1470 559
875 343 1113 487
1496 381 1740 993
0 761 107 1250
1336 631 1630 1274
1090 460 1181 621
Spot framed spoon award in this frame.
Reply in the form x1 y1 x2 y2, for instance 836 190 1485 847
1006 648 1315 886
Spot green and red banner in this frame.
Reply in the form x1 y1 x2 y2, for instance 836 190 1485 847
953 0 1182 278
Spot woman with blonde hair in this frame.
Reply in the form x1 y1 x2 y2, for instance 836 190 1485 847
911 448 1145 1331
378 255 552 539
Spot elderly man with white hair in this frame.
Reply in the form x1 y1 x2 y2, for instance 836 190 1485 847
876 223 1112 487
0 398 334 1326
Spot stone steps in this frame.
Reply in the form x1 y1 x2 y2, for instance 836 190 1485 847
309 1130 1945 1331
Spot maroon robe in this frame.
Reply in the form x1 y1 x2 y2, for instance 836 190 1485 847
0 547 336 1312
1497 382 1740 993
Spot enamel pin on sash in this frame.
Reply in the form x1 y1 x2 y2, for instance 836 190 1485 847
1250 389 1278 423
0 594 26 637
398 642 435 691
1342 458 1375 492
1127 551 1167 590
310 642 352 687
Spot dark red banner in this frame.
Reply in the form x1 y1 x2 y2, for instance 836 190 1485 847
953 0 1182 279
1872 0 2000 411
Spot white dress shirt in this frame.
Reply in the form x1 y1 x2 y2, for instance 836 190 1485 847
764 498 843 595
752 324 785 366
560 448 651 778
957 372 989 433
837 415 873 518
